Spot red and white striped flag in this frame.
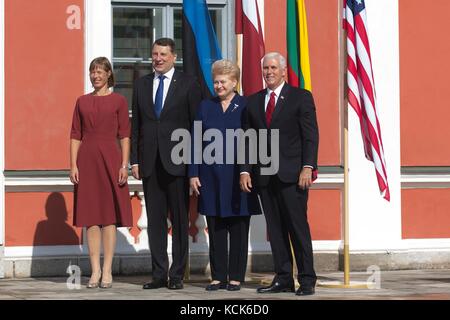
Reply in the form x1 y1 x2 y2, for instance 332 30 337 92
235 0 265 96
343 0 390 201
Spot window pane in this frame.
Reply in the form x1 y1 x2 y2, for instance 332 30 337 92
114 62 153 109
113 7 163 109
173 9 183 60
113 7 163 60
209 9 223 51
112 6 224 109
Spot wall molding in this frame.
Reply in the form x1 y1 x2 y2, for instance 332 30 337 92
4 240 341 258
401 174 450 189
6 170 450 192
4 238 450 278
3 172 344 192
11 239 450 258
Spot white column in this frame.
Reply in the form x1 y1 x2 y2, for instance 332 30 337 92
0 0 5 278
347 0 402 252
195 214 208 244
115 192 138 253
84 0 112 93
249 195 271 252
135 192 149 251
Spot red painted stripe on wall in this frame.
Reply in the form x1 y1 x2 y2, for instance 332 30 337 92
5 0 84 170
309 190 341 240
5 192 81 246
402 189 450 239
400 0 450 165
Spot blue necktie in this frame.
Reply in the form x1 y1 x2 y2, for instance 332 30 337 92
154 74 165 118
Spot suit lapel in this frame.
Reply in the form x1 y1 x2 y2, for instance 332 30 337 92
270 83 290 126
159 70 179 119
142 73 156 120
257 90 268 128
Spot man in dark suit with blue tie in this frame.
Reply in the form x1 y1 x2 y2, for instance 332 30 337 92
240 52 319 296
131 38 202 290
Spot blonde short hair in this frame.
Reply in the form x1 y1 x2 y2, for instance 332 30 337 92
211 59 240 82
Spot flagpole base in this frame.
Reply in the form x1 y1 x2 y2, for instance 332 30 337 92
317 281 373 289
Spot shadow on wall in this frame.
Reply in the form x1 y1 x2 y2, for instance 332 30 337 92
27 192 142 279
30 192 80 278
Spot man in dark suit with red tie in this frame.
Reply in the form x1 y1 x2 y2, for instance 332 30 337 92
240 52 319 296
131 38 202 290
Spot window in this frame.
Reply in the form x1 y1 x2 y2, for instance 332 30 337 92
112 1 227 108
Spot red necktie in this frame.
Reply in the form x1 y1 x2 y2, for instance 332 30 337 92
265 91 276 127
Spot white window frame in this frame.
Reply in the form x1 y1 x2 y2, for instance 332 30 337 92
111 4 166 67
109 1 232 112
111 0 232 61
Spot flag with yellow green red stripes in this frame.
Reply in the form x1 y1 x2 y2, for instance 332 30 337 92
287 0 312 91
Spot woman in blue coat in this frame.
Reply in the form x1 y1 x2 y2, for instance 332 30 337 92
189 59 260 291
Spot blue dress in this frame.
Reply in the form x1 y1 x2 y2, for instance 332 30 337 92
188 94 260 217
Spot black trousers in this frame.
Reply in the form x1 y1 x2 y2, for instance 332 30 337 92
206 215 251 283
258 176 316 287
142 153 189 281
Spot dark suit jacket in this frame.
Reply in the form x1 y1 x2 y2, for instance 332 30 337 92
241 83 319 186
131 70 202 178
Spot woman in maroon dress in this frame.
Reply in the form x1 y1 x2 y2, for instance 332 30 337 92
69 57 132 289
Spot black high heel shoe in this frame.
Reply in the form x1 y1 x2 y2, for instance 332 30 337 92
226 282 241 291
205 281 227 291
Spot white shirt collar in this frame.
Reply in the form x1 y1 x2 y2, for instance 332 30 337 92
267 81 285 97
155 67 175 81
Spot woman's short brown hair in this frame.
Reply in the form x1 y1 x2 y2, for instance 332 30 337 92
89 57 115 88
211 59 240 82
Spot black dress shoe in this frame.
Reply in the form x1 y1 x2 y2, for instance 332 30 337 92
296 286 315 296
257 282 295 294
205 282 227 291
168 279 184 290
143 279 167 289
226 283 241 291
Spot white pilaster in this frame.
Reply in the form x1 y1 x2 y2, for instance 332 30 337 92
256 0 264 39
347 0 402 251
84 0 112 93
135 192 149 252
194 214 208 244
0 0 5 278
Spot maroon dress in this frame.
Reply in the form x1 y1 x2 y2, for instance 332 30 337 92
70 92 132 227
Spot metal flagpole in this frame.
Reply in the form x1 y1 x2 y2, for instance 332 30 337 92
319 84 368 290
318 0 370 289
236 33 243 94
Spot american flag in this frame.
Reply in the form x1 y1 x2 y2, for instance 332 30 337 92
343 0 390 201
